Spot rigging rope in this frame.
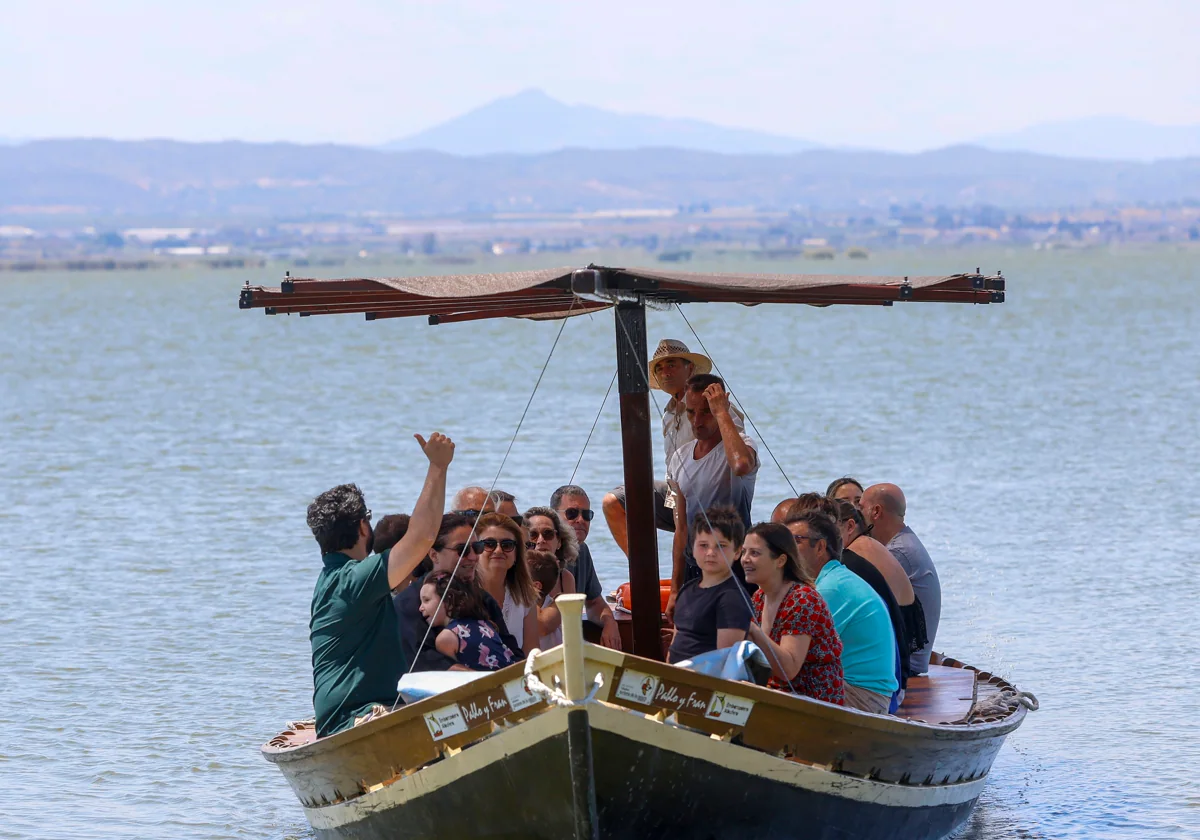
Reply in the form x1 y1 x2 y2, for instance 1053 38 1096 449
612 310 800 697
569 368 617 486
674 304 798 497
395 296 580 705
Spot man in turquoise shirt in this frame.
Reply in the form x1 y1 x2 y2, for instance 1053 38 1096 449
308 432 455 737
787 510 898 714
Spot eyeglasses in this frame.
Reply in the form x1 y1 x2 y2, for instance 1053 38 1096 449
562 507 594 522
473 538 517 553
529 528 557 542
793 534 822 545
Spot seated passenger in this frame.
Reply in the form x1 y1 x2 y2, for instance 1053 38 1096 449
789 494 909 695
786 510 898 714
860 483 941 676
742 523 844 705
475 513 540 655
527 550 569 649
393 512 521 672
826 476 864 508
372 514 411 591
419 572 517 671
667 498 752 664
771 497 799 524
523 506 579 643
307 432 453 738
835 500 928 678
551 485 622 650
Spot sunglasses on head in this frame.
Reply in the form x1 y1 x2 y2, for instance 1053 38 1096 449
562 507 594 522
473 538 518 553
529 528 557 542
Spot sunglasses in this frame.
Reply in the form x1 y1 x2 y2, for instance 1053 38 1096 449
473 538 518 553
562 507 594 522
529 528 557 542
453 509 524 527
437 542 472 555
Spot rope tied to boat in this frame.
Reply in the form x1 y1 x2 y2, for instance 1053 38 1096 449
523 650 606 707
969 688 1040 720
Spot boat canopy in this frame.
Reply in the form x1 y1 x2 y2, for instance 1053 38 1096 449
239 265 1004 324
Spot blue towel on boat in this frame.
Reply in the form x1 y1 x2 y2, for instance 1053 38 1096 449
397 670 490 704
675 641 770 684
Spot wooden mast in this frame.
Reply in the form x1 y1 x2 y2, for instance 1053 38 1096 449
612 296 664 660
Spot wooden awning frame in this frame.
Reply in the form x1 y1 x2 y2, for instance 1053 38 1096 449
239 265 1004 324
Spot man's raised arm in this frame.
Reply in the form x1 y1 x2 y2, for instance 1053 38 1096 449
387 432 455 590
704 383 756 476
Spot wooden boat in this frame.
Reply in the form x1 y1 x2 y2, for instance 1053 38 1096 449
240 264 1032 839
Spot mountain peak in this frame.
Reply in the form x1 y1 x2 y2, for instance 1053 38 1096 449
384 91 818 156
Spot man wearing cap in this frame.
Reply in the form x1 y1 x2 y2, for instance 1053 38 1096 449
601 339 743 555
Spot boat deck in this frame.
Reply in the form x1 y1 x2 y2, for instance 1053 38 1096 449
895 664 977 724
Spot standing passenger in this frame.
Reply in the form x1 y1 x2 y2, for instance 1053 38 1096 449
860 484 941 676
601 340 743 554
307 432 454 737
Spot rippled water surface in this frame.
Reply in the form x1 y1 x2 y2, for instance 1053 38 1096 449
2 249 1198 839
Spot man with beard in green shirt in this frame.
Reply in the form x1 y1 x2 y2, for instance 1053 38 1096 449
308 432 455 737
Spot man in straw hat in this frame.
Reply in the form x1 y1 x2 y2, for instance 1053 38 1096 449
601 339 743 555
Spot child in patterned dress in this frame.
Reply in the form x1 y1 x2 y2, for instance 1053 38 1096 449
419 571 517 671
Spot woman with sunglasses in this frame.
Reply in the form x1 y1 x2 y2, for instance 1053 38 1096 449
475 512 540 655
741 522 844 704
394 513 523 672
523 506 579 646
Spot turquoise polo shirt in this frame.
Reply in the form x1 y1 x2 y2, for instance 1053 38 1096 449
815 559 899 698
310 551 406 738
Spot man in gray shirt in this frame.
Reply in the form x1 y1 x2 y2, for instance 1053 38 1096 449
860 483 941 675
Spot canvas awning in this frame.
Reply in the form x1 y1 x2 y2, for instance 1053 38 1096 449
238 265 1004 324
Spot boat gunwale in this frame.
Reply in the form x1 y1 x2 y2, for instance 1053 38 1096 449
261 644 1027 765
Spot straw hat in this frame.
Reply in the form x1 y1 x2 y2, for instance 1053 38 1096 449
647 339 712 391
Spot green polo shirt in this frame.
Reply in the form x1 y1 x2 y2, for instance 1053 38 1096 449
310 550 407 738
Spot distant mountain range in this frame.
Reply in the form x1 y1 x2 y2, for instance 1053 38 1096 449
975 116 1200 162
381 90 1200 161
2 139 1198 219
384 89 820 155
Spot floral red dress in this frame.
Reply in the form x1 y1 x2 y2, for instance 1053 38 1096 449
753 583 844 704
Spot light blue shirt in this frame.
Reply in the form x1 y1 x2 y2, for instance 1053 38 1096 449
815 560 899 697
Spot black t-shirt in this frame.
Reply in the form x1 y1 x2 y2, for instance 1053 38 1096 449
841 548 910 686
393 579 521 672
667 575 753 664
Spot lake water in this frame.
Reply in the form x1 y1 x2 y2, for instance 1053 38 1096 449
2 248 1198 839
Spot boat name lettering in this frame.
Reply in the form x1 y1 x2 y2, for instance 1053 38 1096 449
613 669 659 705
457 690 511 726
653 680 713 714
423 704 469 741
705 692 755 726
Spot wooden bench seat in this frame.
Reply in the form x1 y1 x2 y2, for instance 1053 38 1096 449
895 664 977 724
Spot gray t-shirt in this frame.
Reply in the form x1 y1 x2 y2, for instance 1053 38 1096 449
667 432 759 533
569 542 603 603
887 525 941 676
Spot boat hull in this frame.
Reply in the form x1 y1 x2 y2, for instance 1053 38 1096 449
302 703 987 840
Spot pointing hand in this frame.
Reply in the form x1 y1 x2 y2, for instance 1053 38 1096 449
415 432 455 468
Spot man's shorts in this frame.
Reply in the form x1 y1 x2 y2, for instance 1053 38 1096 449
610 480 677 532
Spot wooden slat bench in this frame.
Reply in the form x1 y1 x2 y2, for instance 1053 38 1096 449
896 664 977 724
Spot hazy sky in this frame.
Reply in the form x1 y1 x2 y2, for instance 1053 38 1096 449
3 0 1198 150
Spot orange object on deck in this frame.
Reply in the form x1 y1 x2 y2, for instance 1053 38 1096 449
614 579 672 613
